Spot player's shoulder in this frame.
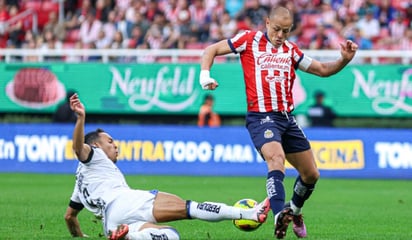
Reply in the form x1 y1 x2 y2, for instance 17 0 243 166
84 146 104 163
284 40 300 49
249 30 268 43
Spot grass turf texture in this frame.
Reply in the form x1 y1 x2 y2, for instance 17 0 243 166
0 173 411 240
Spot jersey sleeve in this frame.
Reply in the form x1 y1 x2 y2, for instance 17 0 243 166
81 145 95 164
69 184 84 210
292 43 312 71
228 30 253 54
298 54 313 71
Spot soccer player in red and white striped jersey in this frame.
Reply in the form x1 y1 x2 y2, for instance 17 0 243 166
200 6 358 239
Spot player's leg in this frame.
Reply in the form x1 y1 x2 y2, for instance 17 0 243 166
246 112 294 239
108 222 180 240
261 141 287 215
283 121 320 238
286 149 319 215
105 191 180 240
104 189 158 238
260 141 293 239
153 192 270 223
285 150 319 238
128 222 180 240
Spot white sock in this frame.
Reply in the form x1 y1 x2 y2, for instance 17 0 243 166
290 201 301 215
127 227 180 240
187 201 255 221
274 211 280 224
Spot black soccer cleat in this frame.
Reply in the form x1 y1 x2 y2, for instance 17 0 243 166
274 207 293 239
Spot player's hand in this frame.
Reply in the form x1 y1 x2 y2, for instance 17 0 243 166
340 40 358 61
200 70 219 90
69 93 85 117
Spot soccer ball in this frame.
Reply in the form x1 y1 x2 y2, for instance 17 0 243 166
232 198 262 232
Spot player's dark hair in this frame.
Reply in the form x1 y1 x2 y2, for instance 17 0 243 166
84 128 105 144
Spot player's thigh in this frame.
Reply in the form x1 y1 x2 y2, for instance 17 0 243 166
152 192 187 222
105 189 157 232
286 149 319 183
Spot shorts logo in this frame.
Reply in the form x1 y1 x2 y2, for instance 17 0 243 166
264 129 274 139
260 116 274 124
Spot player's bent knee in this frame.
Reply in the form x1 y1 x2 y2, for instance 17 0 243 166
308 170 320 183
128 227 180 240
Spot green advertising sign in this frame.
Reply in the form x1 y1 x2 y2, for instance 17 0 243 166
0 63 411 117
294 65 412 117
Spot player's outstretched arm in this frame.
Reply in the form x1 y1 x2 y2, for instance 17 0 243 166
305 40 358 77
69 94 91 162
64 206 88 238
199 40 232 90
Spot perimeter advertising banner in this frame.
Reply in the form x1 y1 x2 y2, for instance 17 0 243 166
0 63 411 116
0 124 410 179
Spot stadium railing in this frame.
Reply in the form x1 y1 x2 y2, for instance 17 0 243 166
0 49 411 64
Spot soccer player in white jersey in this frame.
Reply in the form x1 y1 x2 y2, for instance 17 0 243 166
64 93 271 240
199 6 358 239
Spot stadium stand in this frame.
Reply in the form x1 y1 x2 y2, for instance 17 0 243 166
0 0 410 63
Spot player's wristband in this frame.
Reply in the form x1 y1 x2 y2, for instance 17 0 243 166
199 70 215 89
200 70 210 79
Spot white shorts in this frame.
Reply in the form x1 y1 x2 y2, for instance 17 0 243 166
104 189 158 234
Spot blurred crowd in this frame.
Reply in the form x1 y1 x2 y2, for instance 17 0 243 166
0 0 411 62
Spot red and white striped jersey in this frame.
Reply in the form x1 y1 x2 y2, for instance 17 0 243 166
228 30 312 113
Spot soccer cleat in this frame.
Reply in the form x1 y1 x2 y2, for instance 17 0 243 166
283 201 307 238
292 214 307 238
255 197 271 223
108 224 129 240
274 208 293 239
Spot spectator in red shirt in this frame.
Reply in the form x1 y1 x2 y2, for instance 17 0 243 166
0 0 9 48
0 0 8 22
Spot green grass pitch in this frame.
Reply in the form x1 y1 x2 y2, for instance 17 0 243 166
0 173 411 240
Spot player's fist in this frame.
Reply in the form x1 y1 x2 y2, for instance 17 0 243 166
199 70 218 90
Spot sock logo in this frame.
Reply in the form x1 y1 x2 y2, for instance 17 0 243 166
150 233 168 240
197 203 221 214
294 180 307 197
266 177 277 198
